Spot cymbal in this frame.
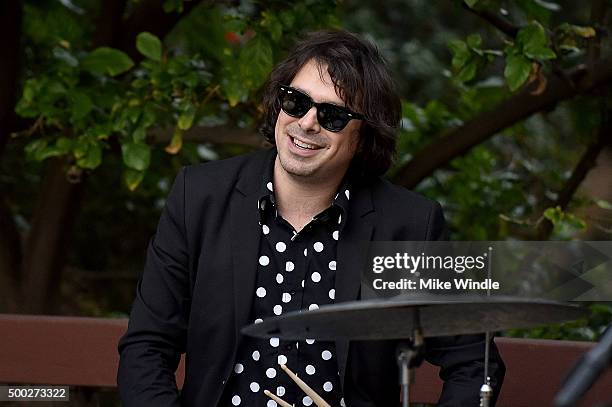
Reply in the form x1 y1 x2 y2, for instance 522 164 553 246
241 295 588 340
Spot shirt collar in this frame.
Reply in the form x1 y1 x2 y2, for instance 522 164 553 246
257 151 351 231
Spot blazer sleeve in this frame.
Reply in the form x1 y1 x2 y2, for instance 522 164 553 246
423 202 506 407
117 167 191 407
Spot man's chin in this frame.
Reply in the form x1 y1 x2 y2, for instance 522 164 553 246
278 155 319 178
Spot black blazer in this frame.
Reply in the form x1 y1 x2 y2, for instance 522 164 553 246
118 148 505 407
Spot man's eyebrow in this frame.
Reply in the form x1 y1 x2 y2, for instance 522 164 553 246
292 85 346 107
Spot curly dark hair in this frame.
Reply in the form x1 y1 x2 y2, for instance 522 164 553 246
259 29 402 177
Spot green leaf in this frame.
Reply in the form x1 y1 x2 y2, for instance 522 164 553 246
25 139 59 161
165 128 183 154
122 141 151 171
457 59 478 82
239 35 273 89
24 139 45 160
70 91 93 120
466 34 482 50
82 47 134 76
448 39 470 69
543 206 562 224
464 0 478 8
558 23 596 39
596 200 612 210
136 32 162 62
132 126 147 143
124 169 145 191
571 25 596 38
73 137 89 159
563 213 587 230
56 137 73 154
177 104 196 130
222 77 248 107
22 78 38 103
278 10 295 30
504 53 532 91
517 21 555 61
261 11 283 42
515 0 554 23
524 45 556 61
76 142 102 169
162 0 183 13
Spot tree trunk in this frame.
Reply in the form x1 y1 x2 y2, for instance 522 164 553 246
21 158 85 313
0 0 23 156
13 0 208 314
0 0 23 312
0 196 22 312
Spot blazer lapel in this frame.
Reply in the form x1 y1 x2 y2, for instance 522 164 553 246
230 191 261 344
335 185 375 390
230 149 275 345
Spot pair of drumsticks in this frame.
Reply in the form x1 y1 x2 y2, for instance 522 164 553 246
264 364 332 407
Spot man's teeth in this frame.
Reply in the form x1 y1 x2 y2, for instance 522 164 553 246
293 137 318 150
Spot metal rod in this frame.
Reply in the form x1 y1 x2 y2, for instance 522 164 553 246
400 354 410 407
480 246 494 407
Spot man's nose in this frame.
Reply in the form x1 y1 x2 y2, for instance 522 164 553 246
298 107 321 132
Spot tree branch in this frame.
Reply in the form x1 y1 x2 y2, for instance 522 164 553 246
150 125 265 148
536 120 611 239
461 2 519 38
393 57 612 189
536 0 611 239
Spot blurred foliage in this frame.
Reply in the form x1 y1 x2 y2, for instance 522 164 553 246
14 0 340 190
507 303 612 341
345 0 611 243
3 0 611 341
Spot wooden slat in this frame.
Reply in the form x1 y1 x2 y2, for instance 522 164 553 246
413 337 612 406
0 314 610 406
0 314 184 388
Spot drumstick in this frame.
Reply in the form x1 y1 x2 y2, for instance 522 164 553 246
280 364 331 407
264 389 293 407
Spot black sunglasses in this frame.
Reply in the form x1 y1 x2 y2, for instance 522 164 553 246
278 85 364 132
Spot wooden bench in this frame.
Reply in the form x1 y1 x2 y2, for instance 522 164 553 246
1 314 610 406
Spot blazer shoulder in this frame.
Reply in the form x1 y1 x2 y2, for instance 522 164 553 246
372 178 442 214
368 178 446 240
184 149 264 177
181 148 271 189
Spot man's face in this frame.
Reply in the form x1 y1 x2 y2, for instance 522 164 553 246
274 59 361 182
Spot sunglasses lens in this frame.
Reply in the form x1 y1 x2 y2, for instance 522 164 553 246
318 104 350 132
281 89 311 117
279 86 357 132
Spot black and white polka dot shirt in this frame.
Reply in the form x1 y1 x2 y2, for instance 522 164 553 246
221 155 350 407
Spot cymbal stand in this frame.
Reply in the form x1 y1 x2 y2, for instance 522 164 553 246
397 307 424 407
480 246 494 407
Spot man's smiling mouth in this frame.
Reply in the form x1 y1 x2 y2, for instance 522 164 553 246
291 136 323 150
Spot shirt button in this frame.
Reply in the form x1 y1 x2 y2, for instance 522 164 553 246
284 344 293 351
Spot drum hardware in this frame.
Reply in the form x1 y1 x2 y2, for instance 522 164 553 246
554 324 612 407
480 246 494 407
243 296 588 406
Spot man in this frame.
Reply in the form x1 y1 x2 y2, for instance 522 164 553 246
118 29 505 406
